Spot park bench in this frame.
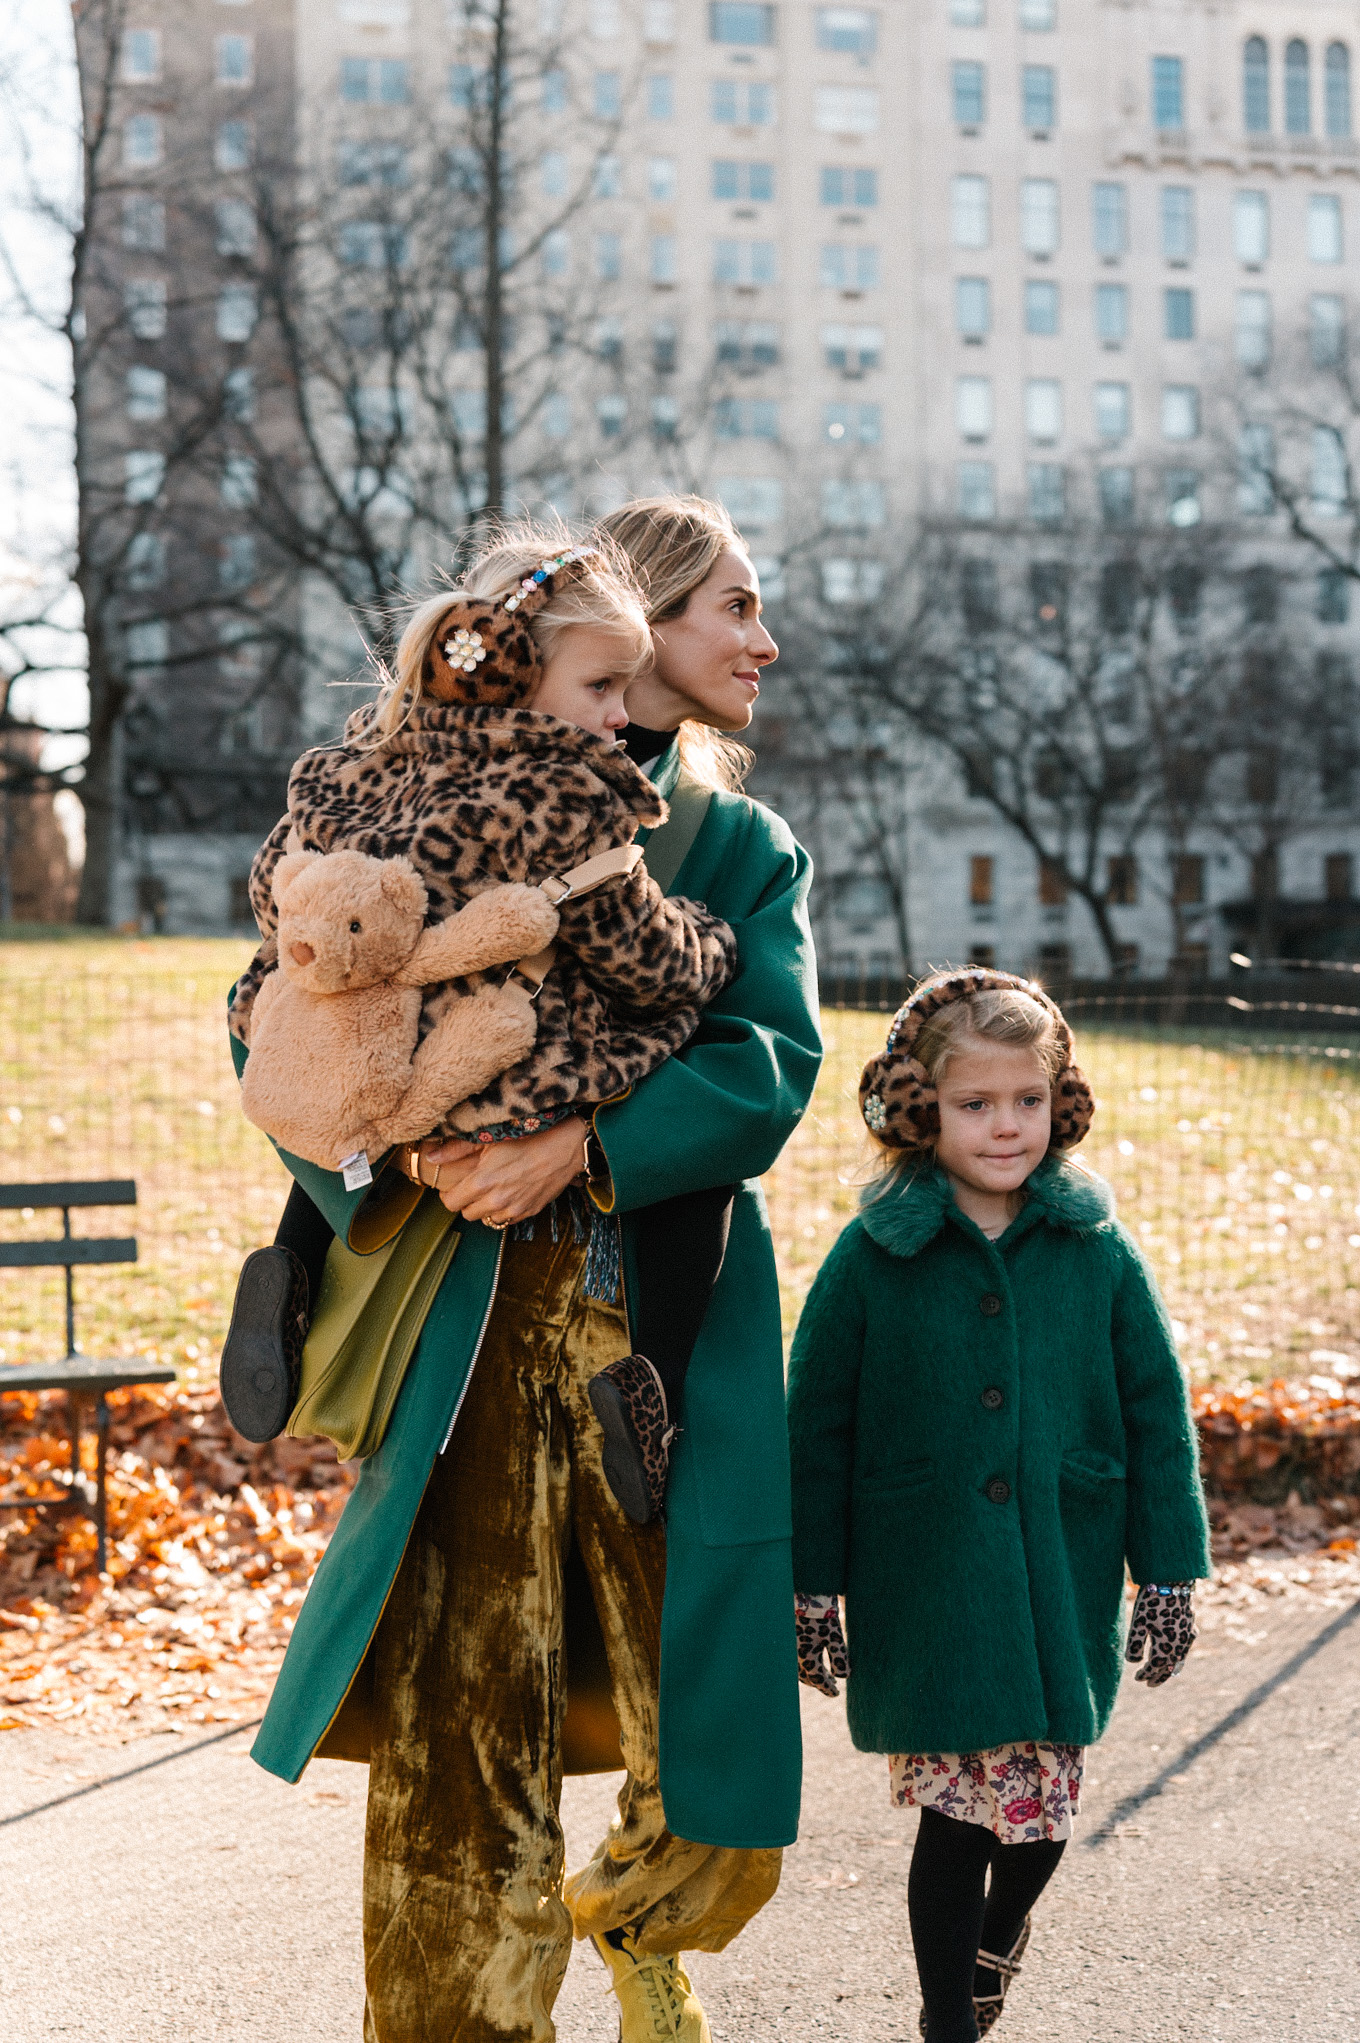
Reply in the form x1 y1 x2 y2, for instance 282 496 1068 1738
0 1180 176 1572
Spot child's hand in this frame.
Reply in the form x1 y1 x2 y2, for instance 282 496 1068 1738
1125 1583 1197 1686
795 1592 850 1697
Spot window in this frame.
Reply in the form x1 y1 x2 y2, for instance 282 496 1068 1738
1244 37 1269 133
1161 186 1193 262
820 243 879 290
1166 470 1200 525
215 198 255 257
1107 856 1138 906
960 558 998 629
647 74 674 119
125 619 168 670
650 234 678 283
217 121 252 172
224 367 255 422
1285 38 1311 134
593 155 621 198
1164 287 1194 340
593 70 621 118
125 279 167 339
821 559 885 604
1312 294 1344 367
1025 378 1061 441
1094 382 1129 441
1094 282 1127 345
969 855 994 907
541 393 571 439
126 365 166 420
1151 54 1184 131
825 401 880 443
712 80 777 125
649 156 677 200
594 316 623 361
221 455 258 509
714 475 783 530
1313 425 1348 513
715 397 779 438
651 395 680 441
1019 0 1055 26
1327 43 1352 140
1243 563 1278 624
1234 190 1269 264
595 232 622 281
1319 569 1350 623
344 57 411 102
1309 194 1342 264
1021 178 1059 254
951 0 984 22
1100 468 1133 525
121 29 160 82
1235 289 1271 369
820 166 877 207
449 63 497 109
709 2 775 44
822 479 885 527
1161 385 1198 440
821 322 883 372
816 7 877 55
645 0 675 34
1021 280 1058 336
956 376 993 439
597 394 627 437
954 62 985 126
590 0 622 34
216 34 252 85
1237 423 1273 515
220 534 257 591
1022 65 1055 129
712 159 774 200
123 114 163 168
126 531 165 590
713 237 777 284
814 85 877 133
956 276 990 339
122 194 165 252
958 461 995 519
540 228 570 278
1091 181 1126 257
539 150 568 198
217 284 257 341
1038 861 1068 907
715 319 779 367
1327 852 1354 901
342 221 408 268
951 174 990 248
1173 855 1205 907
124 451 165 505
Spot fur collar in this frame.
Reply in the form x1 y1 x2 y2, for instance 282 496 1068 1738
859 1154 1116 1260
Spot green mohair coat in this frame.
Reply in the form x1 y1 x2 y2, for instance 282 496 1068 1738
786 1157 1210 1757
236 743 823 1849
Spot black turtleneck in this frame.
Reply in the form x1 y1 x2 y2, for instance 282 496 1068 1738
622 723 677 769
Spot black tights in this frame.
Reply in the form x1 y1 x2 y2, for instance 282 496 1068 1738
907 1806 1066 2043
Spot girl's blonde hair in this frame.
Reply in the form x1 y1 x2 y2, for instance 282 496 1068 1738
371 519 651 744
594 494 757 794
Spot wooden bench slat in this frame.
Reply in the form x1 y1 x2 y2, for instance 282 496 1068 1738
0 1181 137 1210
0 1359 177 1392
0 1239 138 1268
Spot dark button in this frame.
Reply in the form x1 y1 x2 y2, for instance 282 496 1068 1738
979 1293 1003 1317
986 1477 1012 1505
981 1386 1004 1411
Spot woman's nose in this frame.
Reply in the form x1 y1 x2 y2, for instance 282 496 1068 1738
749 619 778 665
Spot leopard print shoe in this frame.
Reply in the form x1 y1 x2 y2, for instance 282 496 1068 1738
973 1915 1032 2035
220 1246 310 1444
587 1354 675 1525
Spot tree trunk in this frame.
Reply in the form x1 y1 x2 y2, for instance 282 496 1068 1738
482 0 510 523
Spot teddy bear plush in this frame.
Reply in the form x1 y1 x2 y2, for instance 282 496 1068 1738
239 848 560 1172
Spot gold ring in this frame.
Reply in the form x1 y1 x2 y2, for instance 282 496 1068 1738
485 1217 510 1232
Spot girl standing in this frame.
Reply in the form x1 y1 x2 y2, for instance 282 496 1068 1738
787 969 1209 2042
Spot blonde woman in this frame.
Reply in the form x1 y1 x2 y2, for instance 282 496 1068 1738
235 497 822 2042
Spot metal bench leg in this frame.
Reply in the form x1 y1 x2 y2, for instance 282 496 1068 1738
95 1393 109 1576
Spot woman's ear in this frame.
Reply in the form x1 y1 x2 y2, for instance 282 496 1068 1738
272 851 319 905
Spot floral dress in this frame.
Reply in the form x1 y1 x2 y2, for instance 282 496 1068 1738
889 1742 1084 1845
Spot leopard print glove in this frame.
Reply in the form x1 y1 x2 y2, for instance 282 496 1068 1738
1125 1583 1197 1686
795 1592 850 1697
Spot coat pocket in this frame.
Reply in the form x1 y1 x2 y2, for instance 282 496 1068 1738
1059 1448 1126 1494
856 1456 936 1496
1057 1450 1127 1692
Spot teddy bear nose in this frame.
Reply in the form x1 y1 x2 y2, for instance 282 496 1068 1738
290 941 316 967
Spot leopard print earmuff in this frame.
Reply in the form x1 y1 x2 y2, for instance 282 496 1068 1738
422 546 600 708
858 967 1095 1155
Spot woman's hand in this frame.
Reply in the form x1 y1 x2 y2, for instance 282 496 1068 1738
1125 1583 1197 1685
419 1116 587 1227
795 1592 850 1697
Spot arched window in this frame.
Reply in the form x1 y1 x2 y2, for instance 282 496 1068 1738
1243 36 1270 132
1285 38 1311 134
1326 43 1351 139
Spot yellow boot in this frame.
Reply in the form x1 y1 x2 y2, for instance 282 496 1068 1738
591 1928 712 2042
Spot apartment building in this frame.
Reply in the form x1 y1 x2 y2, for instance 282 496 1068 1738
89 0 1360 969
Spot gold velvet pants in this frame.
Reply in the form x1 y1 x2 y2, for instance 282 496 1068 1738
361 1222 781 2043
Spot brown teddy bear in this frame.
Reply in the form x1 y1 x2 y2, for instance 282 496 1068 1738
239 848 560 1171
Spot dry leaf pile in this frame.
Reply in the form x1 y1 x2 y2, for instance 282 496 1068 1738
1193 1368 1360 1501
0 1384 354 1742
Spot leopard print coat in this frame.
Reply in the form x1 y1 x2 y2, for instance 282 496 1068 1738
229 700 737 1138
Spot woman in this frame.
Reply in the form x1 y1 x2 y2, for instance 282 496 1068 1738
238 497 822 2043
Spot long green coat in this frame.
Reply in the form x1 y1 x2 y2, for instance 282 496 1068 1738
786 1157 1210 1757
236 743 822 1848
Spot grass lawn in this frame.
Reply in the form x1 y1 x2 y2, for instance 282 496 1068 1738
4 939 1360 1386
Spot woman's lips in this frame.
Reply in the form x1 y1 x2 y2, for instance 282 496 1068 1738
734 670 760 695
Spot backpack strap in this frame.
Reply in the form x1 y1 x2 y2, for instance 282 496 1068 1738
510 844 644 995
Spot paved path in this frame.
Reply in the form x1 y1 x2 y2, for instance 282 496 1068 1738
2 1589 1356 2041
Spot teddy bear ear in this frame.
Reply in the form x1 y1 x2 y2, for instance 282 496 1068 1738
272 851 320 904
377 856 427 917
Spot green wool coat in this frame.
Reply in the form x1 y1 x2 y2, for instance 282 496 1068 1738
786 1157 1210 1757
235 742 822 1849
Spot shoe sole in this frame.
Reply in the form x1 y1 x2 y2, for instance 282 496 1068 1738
587 1375 656 1525
219 1249 297 1443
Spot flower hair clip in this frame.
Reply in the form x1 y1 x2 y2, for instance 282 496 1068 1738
503 545 593 613
443 627 488 674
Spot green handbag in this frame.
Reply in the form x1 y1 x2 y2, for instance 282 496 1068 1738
287 1189 460 1462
